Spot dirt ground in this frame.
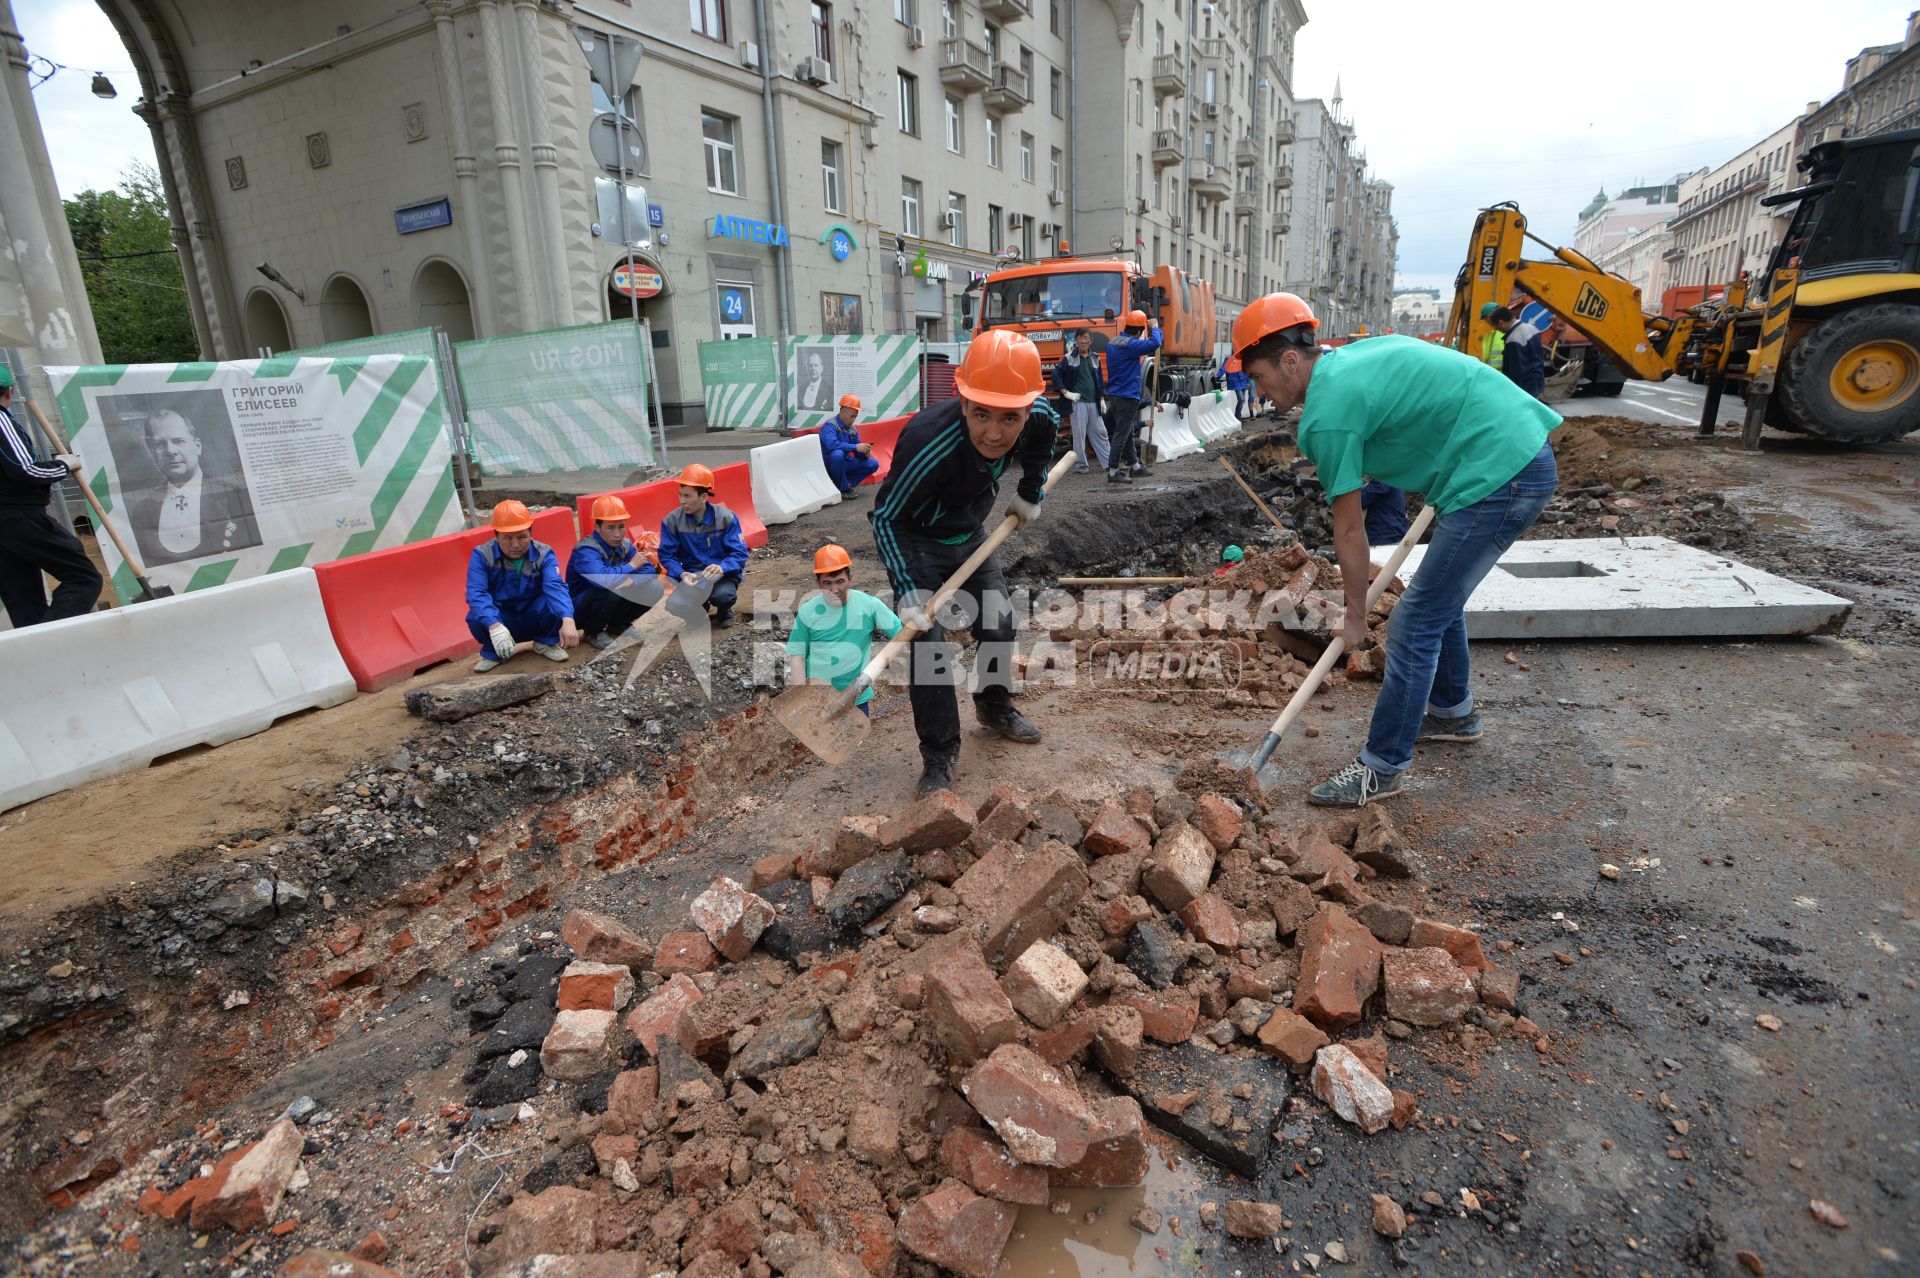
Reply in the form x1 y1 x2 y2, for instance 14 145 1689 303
1 410 1915 1278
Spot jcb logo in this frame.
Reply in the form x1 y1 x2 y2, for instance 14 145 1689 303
1573 283 1609 321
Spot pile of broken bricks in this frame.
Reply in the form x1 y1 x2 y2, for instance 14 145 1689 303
123 772 1542 1278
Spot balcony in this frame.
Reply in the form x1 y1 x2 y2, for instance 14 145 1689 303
1152 54 1185 98
982 63 1030 114
1234 188 1256 216
1274 118 1295 144
1273 164 1293 189
1234 136 1258 167
1189 158 1230 201
1195 37 1229 69
1151 129 1182 168
980 0 1030 21
938 37 991 92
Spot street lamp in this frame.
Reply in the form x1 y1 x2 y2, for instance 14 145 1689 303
90 73 117 99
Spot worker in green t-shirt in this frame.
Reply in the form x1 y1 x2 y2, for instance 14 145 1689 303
785 543 904 718
1233 292 1562 808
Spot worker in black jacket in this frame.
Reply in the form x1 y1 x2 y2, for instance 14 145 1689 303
0 366 100 627
870 329 1054 796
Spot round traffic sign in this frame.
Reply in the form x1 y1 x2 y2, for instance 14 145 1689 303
611 261 664 298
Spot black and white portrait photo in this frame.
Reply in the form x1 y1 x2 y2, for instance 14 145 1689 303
96 389 262 566
793 346 837 413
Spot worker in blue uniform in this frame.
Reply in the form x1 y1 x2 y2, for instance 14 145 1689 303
1102 309 1163 483
658 463 751 629
466 499 579 672
567 494 664 648
818 393 880 494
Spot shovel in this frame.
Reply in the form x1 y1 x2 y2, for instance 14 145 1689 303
1224 503 1436 787
24 398 175 602
773 450 1078 763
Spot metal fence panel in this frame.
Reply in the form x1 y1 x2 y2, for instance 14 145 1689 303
454 321 654 475
697 336 782 430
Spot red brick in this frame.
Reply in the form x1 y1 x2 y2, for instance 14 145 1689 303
277 1252 405 1278
190 1119 301 1234
1143 823 1215 911
1255 1007 1329 1067
1104 894 1156 938
1091 1004 1145 1077
960 1043 1101 1168
1477 965 1520 1010
881 790 976 853
540 1009 617 1080
895 972 926 1010
790 1163 896 1278
1224 1200 1285 1238
1408 919 1489 971
1294 904 1384 1030
1287 829 1362 883
926 946 1021 1065
999 941 1088 1029
800 815 885 878
561 909 652 970
604 1066 658 1132
683 1194 764 1264
669 1136 732 1197
1049 1096 1148 1188
348 1230 391 1263
1345 1030 1389 1082
494 1185 600 1261
1190 792 1243 853
557 961 635 1012
1033 1015 1098 1066
895 1179 1017 1278
654 930 719 976
1177 892 1241 950
1269 877 1318 938
589 1131 638 1178
1081 802 1151 858
690 877 776 962
1109 988 1200 1044
1382 946 1476 1026
624 973 704 1056
953 838 1090 970
749 852 796 892
941 1126 1049 1206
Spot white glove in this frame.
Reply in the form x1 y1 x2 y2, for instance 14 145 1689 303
54 453 82 474
487 623 516 661
1062 390 1080 403
1007 495 1042 528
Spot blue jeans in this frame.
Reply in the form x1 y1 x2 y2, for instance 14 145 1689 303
1361 443 1558 775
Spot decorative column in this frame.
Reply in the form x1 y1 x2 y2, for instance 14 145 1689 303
513 0 572 325
130 96 212 355
476 0 538 331
425 0 497 335
155 91 242 356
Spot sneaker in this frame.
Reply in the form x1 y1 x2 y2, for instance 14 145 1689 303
588 632 616 651
472 655 501 673
975 703 1042 744
1073 463 1090 473
1107 469 1133 484
1132 465 1155 478
1419 710 1484 742
917 753 956 797
532 642 570 662
1307 758 1404 808
712 610 735 630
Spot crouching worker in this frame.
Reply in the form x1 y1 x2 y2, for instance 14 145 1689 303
467 500 579 671
785 543 903 717
819 394 880 494
659 464 750 629
567 495 663 649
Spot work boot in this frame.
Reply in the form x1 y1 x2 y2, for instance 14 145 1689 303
917 752 957 797
1418 709 1484 742
1308 758 1403 808
532 643 570 662
712 609 735 630
975 702 1042 744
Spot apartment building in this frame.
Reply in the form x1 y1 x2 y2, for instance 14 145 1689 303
1283 94 1395 336
1663 119 1798 290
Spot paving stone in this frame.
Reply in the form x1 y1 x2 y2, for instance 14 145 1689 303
690 877 778 962
941 1126 1050 1206
1125 917 1185 989
1049 1096 1149 1188
881 790 976 853
823 851 918 931
404 672 552 722
560 910 652 970
1294 904 1384 1030
960 1044 1100 1168
999 941 1088 1029
1382 945 1476 1026
954 838 1089 969
895 1179 1017 1278
1143 823 1216 911
1103 1042 1286 1177
927 946 1021 1065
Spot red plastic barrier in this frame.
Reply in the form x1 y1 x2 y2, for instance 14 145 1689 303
791 414 910 487
710 462 770 549
314 507 578 692
574 478 681 550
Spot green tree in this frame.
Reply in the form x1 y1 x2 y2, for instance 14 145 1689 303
64 163 200 364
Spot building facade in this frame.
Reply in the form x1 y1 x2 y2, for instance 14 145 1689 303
97 0 1393 424
1593 220 1673 311
1663 119 1799 291
1283 93 1395 337
1571 179 1680 264
1389 287 1443 337
1801 13 1920 144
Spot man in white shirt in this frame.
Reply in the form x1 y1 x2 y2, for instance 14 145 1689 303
130 409 259 565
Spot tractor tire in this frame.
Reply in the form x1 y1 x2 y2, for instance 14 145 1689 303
1777 303 1920 444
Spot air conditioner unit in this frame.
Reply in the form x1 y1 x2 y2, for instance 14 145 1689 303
794 57 830 86
738 41 761 69
1170 215 1182 229
1008 212 1024 228
908 24 925 49
1041 224 1054 240
1047 188 1062 207
1135 197 1148 214
1204 103 1220 118
940 212 957 229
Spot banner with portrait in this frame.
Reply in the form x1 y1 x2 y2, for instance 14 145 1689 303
782 335 923 433
47 354 461 599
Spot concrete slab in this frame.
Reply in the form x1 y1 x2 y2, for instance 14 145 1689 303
1368 537 1851 640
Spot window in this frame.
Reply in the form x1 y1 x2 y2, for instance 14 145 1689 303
941 0 956 38
985 25 1000 63
821 139 842 212
1021 215 1036 260
1049 147 1062 193
1050 0 1061 36
811 2 833 68
898 71 919 135
947 192 967 248
1155 22 1164 55
1019 47 1033 86
1203 130 1215 162
946 96 963 152
1019 131 1033 181
1134 80 1144 126
702 110 739 194
691 0 728 41
988 203 1003 253
1050 68 1063 117
894 0 914 22
1135 154 1143 200
1205 68 1216 104
902 177 922 238
986 116 1001 168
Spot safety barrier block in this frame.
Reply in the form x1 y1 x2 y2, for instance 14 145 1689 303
0 568 357 812
859 415 910 485
710 462 771 549
575 480 682 551
314 507 577 692
750 435 843 525
1146 404 1203 462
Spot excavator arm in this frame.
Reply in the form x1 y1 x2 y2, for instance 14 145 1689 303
1448 203 1694 381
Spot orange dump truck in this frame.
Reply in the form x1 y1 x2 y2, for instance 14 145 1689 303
973 255 1218 381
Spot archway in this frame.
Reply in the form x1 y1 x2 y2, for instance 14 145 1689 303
413 259 474 342
244 288 293 354
320 274 376 341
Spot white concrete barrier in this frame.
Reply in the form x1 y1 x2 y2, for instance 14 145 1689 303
0 568 357 812
1145 404 1203 462
749 436 843 525
1193 391 1238 441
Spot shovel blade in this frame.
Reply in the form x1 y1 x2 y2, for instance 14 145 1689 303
133 577 176 602
771 683 869 764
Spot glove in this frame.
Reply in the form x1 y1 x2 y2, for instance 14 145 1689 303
54 453 82 474
1062 390 1080 403
487 624 516 661
1007 494 1042 528
899 608 934 634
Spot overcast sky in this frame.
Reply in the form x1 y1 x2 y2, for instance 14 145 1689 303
17 0 1910 295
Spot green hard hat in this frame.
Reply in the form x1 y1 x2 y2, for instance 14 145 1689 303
1479 302 1500 319
0 364 13 390
1222 545 1244 563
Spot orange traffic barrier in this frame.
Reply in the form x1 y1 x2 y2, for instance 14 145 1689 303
710 462 770 549
314 507 578 692
573 479 681 553
792 414 910 487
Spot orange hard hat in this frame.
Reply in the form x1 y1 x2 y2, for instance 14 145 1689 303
490 499 533 533
813 543 853 574
954 329 1045 410
590 495 631 522
1124 309 1149 328
838 393 862 411
1232 292 1319 359
675 463 716 490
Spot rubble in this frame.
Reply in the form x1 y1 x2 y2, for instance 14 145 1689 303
403 671 553 721
689 877 776 961
1295 904 1385 1030
1312 1044 1396 1134
895 1179 1017 1278
960 1043 1101 1168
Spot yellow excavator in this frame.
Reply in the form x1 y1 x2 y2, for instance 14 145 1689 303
1446 127 1920 448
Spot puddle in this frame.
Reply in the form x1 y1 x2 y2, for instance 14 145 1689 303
1747 509 1814 534
1000 1140 1215 1276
